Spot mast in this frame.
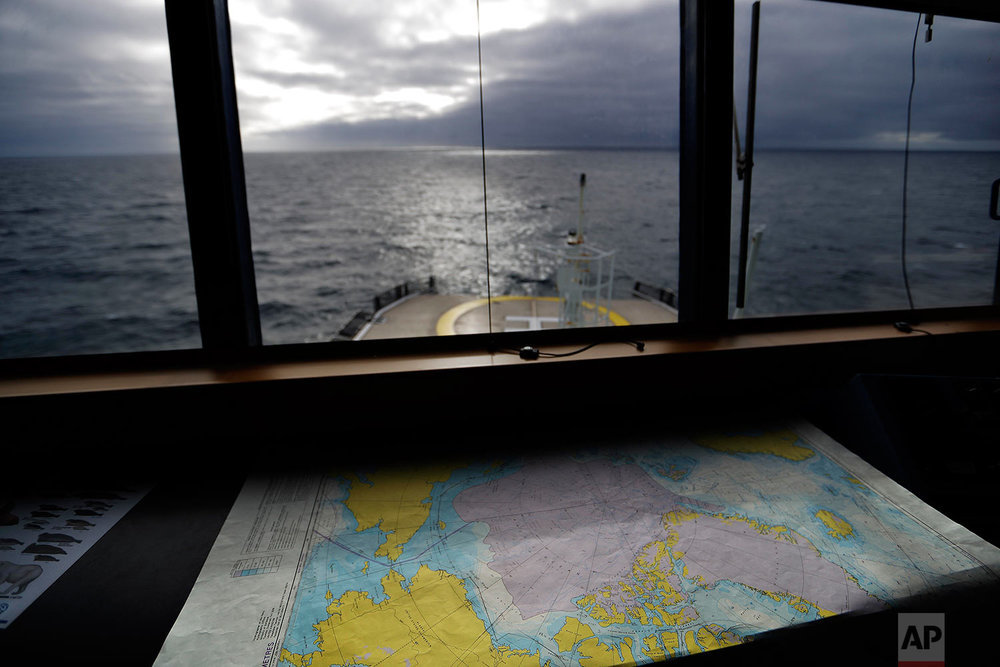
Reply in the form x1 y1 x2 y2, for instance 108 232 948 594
570 173 586 245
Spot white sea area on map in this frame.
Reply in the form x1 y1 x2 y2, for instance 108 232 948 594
641 434 987 604
274 428 994 665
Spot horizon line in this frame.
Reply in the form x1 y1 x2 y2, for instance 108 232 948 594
3 144 1000 160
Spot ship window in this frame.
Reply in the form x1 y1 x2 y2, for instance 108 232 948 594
228 0 680 344
0 0 197 359
729 1 1000 320
1 1 998 364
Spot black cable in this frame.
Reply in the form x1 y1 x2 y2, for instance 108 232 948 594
475 0 493 334
535 343 601 358
901 13 921 311
501 340 646 361
894 321 932 335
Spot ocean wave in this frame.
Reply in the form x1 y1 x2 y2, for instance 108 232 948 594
2 149 998 356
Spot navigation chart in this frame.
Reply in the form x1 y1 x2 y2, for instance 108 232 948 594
154 419 1000 666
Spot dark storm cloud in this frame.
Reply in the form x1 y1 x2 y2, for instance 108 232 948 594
0 0 178 156
478 8 679 146
1 0 997 156
233 2 484 92
734 2 1000 148
263 4 680 150
280 1 390 52
257 0 999 151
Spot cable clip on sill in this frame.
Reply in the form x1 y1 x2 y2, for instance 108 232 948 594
894 321 932 335
515 341 644 361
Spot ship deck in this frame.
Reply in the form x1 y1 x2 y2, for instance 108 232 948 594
356 294 678 339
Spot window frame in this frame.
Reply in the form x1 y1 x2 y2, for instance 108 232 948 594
4 0 999 369
165 0 261 349
164 0 998 356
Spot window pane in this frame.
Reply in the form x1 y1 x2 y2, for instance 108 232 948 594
476 2 679 334
730 1 1000 317
230 1 679 344
230 1 487 343
0 1 197 358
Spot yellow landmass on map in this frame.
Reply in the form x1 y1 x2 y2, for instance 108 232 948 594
815 509 854 540
660 509 837 632
641 628 736 659
576 620 737 661
692 429 815 461
712 513 799 545
641 635 665 660
632 540 687 610
553 618 636 666
660 632 681 656
575 538 696 637
657 464 689 480
345 466 454 561
628 605 650 625
844 476 868 490
585 598 628 627
662 509 700 548
563 522 743 659
739 582 837 619
554 616 595 652
280 565 547 667
687 625 742 652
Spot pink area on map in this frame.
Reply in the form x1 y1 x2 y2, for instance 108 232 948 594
671 515 884 614
453 458 713 619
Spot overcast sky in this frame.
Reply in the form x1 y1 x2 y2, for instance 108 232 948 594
0 0 997 156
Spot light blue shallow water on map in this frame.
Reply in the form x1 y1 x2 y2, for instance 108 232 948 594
2 149 998 358
282 462 526 657
275 433 991 665
652 436 982 608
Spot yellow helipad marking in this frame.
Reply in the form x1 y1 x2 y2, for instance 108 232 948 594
435 296 629 336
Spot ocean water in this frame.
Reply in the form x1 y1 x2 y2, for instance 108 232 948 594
1 149 997 359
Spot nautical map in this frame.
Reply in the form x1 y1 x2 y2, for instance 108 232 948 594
154 420 1000 666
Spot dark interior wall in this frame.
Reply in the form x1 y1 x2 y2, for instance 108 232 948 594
1 328 999 665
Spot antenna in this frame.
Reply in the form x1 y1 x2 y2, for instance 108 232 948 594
734 103 745 180
570 173 586 245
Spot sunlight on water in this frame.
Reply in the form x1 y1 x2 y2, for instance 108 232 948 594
243 148 679 344
2 149 998 356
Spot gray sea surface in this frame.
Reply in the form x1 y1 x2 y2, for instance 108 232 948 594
1 148 997 358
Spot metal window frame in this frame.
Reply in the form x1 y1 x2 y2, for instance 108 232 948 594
813 1 1000 23
682 0 1000 328
157 0 999 357
678 0 734 324
165 0 261 349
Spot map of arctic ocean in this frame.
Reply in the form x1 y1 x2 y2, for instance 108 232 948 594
154 420 1000 666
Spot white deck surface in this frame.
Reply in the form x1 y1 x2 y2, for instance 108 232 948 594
358 294 677 339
